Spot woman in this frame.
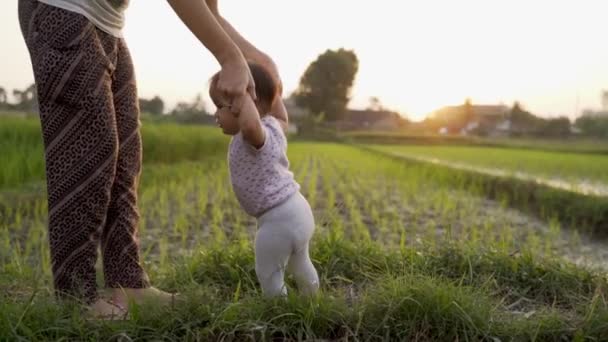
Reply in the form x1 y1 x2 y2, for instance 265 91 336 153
18 0 258 318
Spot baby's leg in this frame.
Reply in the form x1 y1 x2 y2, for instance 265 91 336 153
254 226 292 297
287 242 319 295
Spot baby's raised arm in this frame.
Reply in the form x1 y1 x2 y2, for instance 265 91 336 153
238 95 266 149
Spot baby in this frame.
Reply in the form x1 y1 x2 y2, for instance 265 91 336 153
209 63 320 297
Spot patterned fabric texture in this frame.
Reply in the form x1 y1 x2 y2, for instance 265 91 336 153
18 0 149 302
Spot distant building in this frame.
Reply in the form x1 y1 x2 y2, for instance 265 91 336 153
335 109 407 131
581 91 608 118
581 109 608 117
283 97 308 119
282 99 407 132
287 122 298 134
490 119 512 137
433 104 510 119
430 104 510 135
282 97 309 133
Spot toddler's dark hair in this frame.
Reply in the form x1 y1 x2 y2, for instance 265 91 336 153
248 62 277 112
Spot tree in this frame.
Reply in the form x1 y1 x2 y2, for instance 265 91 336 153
139 95 165 115
168 94 215 125
293 48 358 121
541 116 571 137
508 101 543 135
12 83 38 113
463 98 474 124
575 115 608 138
367 96 384 111
0 87 7 106
448 97 475 133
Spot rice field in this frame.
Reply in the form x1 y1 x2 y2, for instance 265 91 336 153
2 116 608 340
0 116 229 191
367 144 608 193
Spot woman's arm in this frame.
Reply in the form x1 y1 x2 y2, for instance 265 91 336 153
217 14 289 131
167 0 256 110
206 0 288 131
205 0 272 72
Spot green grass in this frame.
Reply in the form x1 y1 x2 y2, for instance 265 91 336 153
0 116 229 191
367 144 608 186
488 136 608 154
363 145 608 235
3 116 608 339
345 130 608 154
2 237 607 340
0 117 46 191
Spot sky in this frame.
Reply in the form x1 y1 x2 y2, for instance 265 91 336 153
2 0 608 121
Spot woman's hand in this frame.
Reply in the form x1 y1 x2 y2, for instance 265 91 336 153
217 56 256 115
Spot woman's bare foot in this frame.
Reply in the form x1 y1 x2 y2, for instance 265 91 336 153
107 287 177 309
87 298 127 320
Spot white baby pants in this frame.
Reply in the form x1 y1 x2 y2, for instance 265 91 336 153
255 192 319 297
